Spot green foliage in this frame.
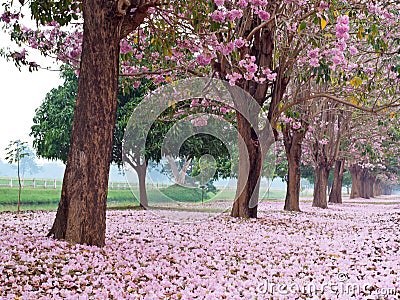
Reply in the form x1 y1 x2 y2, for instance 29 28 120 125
5 140 29 165
30 67 151 166
159 184 210 203
183 134 232 179
31 68 77 163
29 0 80 26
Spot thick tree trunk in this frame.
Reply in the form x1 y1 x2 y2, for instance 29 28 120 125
282 125 306 212
329 160 344 204
312 165 329 208
231 113 261 218
48 1 123 246
360 170 372 199
373 180 381 197
368 174 376 198
350 165 362 199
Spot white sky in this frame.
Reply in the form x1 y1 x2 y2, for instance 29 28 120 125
0 55 62 160
0 6 63 159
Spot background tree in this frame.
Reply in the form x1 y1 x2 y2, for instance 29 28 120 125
5 140 30 213
19 147 41 178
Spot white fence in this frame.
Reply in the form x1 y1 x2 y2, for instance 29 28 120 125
0 177 171 190
0 178 60 189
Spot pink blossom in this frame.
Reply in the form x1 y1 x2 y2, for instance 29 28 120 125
292 122 301 130
349 46 358 55
258 11 271 21
234 38 246 49
246 63 257 74
214 0 225 7
222 42 234 55
226 10 243 21
319 138 329 145
309 58 320 67
237 0 248 8
211 10 225 22
281 115 293 124
226 72 243 86
1 13 11 23
267 73 277 81
196 54 213 66
307 48 320 59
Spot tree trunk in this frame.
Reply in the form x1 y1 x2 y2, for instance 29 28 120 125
231 113 262 218
312 165 329 208
349 165 361 199
17 159 21 214
360 170 372 199
166 155 191 185
213 13 276 218
373 180 381 197
329 159 344 204
48 1 123 246
282 124 306 212
368 174 376 198
136 162 148 208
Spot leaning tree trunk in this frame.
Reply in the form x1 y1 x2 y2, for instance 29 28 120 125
329 159 344 204
349 165 362 199
48 1 124 246
282 125 306 212
312 164 330 208
231 113 262 218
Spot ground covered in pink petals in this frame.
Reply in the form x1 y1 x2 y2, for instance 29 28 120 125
1 198 399 299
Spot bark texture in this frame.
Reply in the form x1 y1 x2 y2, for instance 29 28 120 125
231 113 262 218
329 159 344 204
349 164 362 199
282 123 307 211
221 10 278 218
349 164 379 199
48 0 126 246
137 162 148 208
312 165 329 208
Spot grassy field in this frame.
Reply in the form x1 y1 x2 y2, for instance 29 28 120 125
0 185 288 212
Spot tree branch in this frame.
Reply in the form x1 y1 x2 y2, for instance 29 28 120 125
119 1 161 40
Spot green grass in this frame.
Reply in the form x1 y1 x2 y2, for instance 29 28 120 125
0 188 62 204
0 185 288 212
